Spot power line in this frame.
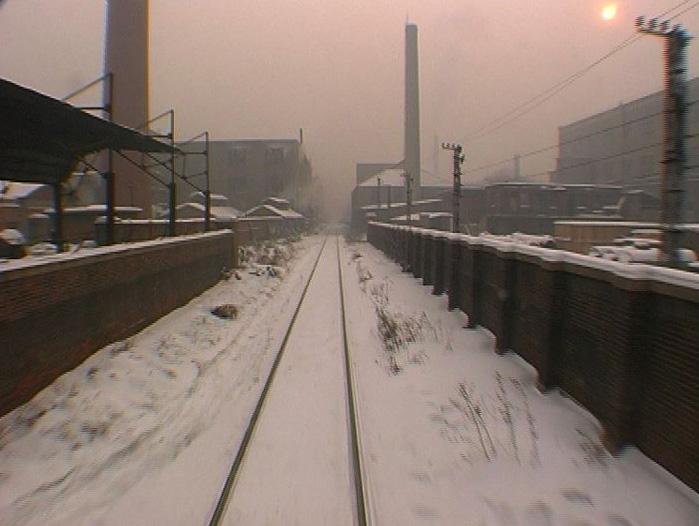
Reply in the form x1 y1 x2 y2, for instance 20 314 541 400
463 92 698 178
466 36 641 141
463 0 698 143
464 109 665 175
525 141 664 180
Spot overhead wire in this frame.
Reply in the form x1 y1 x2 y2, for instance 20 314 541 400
462 0 698 143
464 110 665 175
458 0 699 181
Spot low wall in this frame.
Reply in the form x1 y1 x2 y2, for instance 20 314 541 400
368 222 699 493
94 217 302 246
94 218 235 244
0 231 237 416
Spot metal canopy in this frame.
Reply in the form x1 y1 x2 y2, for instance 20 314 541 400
0 78 174 185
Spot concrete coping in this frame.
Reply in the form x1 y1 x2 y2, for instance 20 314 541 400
370 222 699 295
0 230 233 276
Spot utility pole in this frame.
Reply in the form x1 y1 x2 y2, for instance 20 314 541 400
442 143 466 233
636 16 691 268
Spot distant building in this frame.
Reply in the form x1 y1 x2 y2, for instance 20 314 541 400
554 76 699 221
173 138 313 217
0 182 52 242
175 191 240 222
244 197 306 232
351 166 451 231
353 178 660 236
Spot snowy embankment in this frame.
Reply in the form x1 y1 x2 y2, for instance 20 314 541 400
1 234 697 526
342 239 699 526
0 237 321 526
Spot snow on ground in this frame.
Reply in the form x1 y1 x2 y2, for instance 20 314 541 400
1 233 697 526
342 239 699 526
0 236 321 525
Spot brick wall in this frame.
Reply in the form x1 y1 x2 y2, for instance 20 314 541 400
0 231 237 416
368 221 699 493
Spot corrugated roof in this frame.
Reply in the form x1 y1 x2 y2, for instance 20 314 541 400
1 78 175 185
0 182 46 200
245 204 304 219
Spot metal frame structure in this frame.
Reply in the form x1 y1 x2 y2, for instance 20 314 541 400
0 77 173 249
177 131 212 231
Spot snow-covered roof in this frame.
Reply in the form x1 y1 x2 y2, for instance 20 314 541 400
360 198 443 211
263 197 291 207
0 182 46 200
0 229 25 244
187 191 230 205
177 202 240 220
43 205 142 215
245 204 303 219
554 221 658 228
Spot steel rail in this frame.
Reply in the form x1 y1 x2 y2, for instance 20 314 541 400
207 236 329 526
337 236 371 526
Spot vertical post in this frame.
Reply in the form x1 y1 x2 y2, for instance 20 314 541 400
442 142 466 233
106 158 115 245
636 17 691 268
52 183 64 252
106 73 115 246
403 171 413 272
169 182 177 237
661 28 690 267
405 172 412 228
453 146 462 233
377 176 382 211
204 131 211 231
168 110 177 237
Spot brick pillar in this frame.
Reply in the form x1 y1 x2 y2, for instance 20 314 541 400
600 289 654 452
536 267 566 392
462 241 481 328
423 232 434 286
432 233 445 295
416 230 426 279
448 235 461 311
495 253 516 354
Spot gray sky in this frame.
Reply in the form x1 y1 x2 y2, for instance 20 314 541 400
1 0 698 219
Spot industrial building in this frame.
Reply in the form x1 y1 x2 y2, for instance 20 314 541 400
554 75 699 222
174 138 313 217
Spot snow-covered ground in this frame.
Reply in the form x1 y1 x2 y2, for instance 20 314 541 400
342 240 699 526
1 234 697 525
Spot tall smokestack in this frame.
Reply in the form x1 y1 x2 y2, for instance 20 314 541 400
404 23 421 200
104 0 150 216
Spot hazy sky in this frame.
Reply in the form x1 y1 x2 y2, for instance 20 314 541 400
1 0 698 218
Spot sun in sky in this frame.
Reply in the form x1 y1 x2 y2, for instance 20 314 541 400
602 4 618 20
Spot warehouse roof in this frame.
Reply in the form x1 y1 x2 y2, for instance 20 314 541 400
0 78 174 185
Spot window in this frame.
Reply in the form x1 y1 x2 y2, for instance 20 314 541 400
230 148 247 165
265 147 284 165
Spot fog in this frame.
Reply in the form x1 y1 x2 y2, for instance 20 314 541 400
1 0 697 220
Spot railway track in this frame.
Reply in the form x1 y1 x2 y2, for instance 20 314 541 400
207 235 370 526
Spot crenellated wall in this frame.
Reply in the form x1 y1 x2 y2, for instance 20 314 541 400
368 221 699 493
